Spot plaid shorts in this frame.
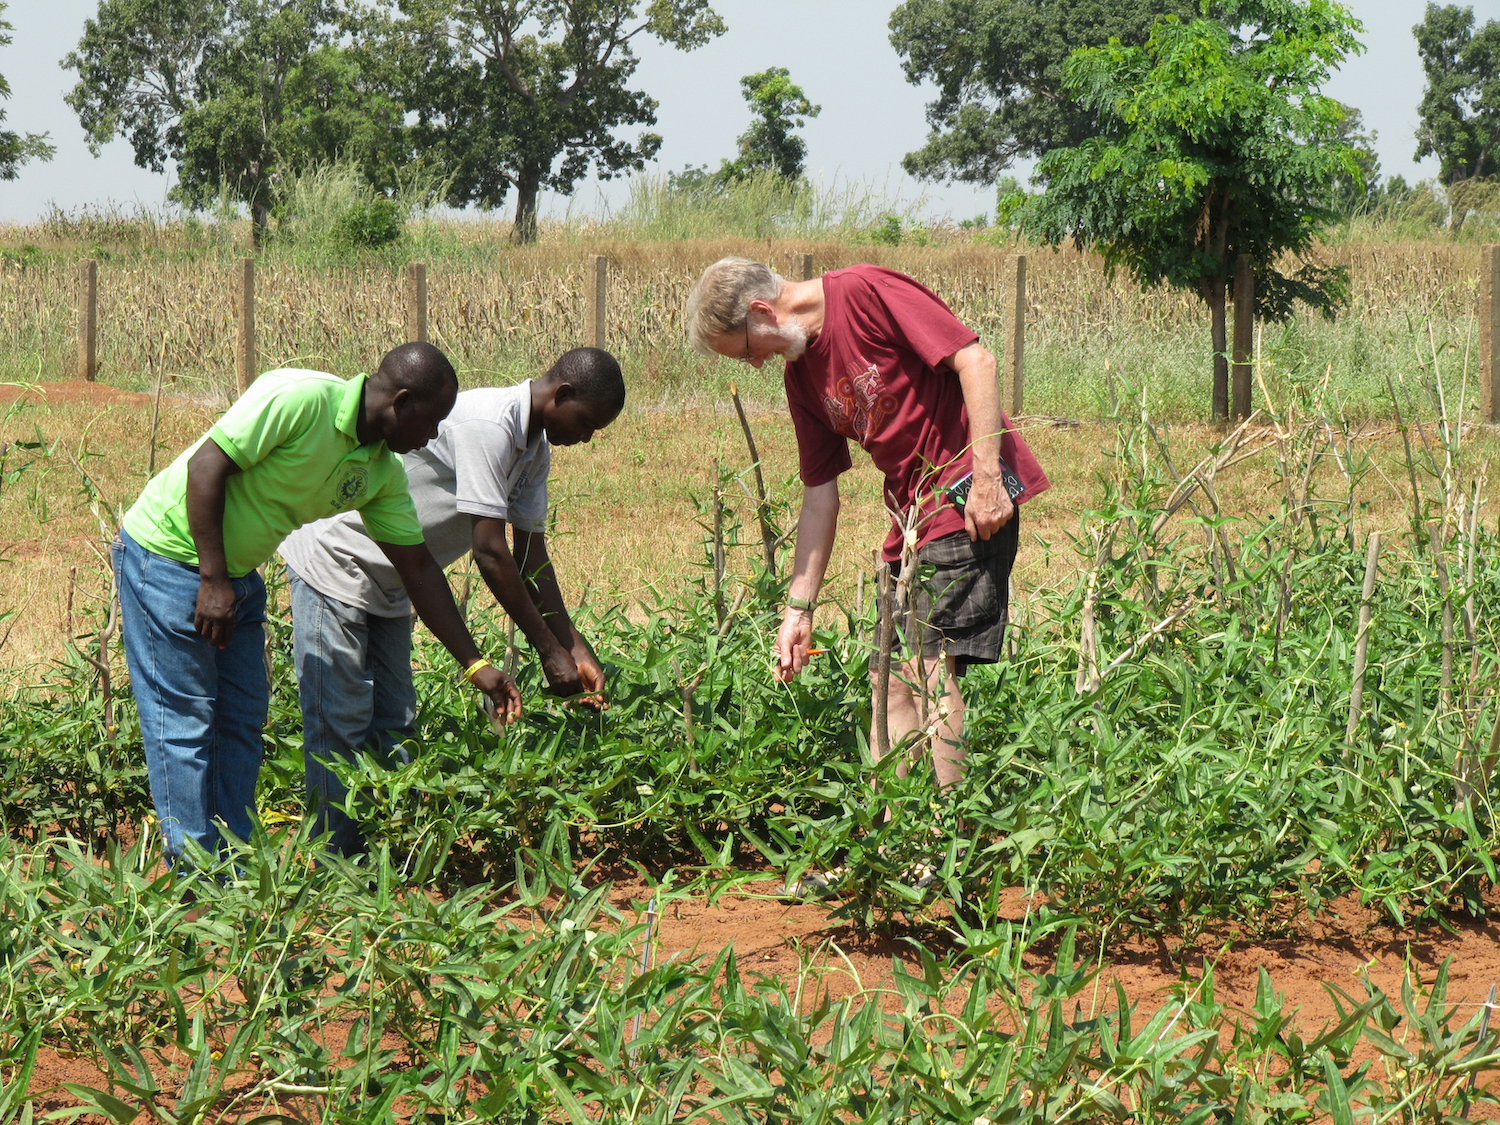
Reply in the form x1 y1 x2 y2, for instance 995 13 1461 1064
885 512 1021 676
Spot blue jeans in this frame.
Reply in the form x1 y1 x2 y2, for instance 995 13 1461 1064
114 528 269 863
287 568 416 857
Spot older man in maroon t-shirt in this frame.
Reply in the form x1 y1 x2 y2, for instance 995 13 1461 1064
686 258 1048 888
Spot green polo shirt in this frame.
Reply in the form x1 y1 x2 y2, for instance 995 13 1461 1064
123 368 424 578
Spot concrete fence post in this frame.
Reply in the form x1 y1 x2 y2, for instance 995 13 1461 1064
235 257 256 397
1002 254 1027 416
405 262 428 343
1232 253 1254 420
587 254 607 349
77 258 97 382
1482 245 1500 423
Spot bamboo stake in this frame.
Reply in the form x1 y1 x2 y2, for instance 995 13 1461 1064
681 584 747 745
235 257 256 397
147 362 166 478
729 382 776 575
1459 704 1500 811
712 472 725 630
1481 244 1500 423
874 564 893 763
1431 526 1456 714
629 896 658 1047
1386 372 1426 551
1345 532 1382 751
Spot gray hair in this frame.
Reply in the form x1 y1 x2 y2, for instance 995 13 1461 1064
684 257 785 355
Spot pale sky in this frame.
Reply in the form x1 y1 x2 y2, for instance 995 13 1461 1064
0 0 1488 225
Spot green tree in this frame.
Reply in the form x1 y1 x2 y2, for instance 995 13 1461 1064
375 0 725 243
1414 3 1500 185
63 0 406 241
1012 0 1361 415
730 67 819 180
1330 102 1381 217
888 0 1197 185
0 2 56 179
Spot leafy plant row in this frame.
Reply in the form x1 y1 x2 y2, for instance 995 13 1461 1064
2 830 1498 1123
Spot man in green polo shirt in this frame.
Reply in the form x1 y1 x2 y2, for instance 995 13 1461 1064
115 342 520 864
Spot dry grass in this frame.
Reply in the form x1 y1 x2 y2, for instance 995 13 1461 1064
3 382 1497 674
0 229 1486 417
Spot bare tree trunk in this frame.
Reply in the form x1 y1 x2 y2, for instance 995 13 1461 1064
1209 275 1228 422
512 175 540 244
250 197 271 251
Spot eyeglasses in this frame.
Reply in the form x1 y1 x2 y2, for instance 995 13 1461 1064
736 319 753 364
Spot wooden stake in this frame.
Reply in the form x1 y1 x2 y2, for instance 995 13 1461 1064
1482 245 1500 423
405 262 428 343
1232 253 1254 420
1003 254 1027 415
77 258 97 382
1431 524 1456 714
799 253 813 282
1345 532 1381 750
587 254 608 349
147 364 165 477
235 257 256 397
729 381 776 574
874 563 893 763
712 470 725 630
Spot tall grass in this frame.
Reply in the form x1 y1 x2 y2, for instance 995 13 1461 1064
602 168 928 242
0 195 1487 417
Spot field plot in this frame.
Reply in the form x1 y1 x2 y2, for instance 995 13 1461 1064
6 224 1500 1118
6 365 1500 1119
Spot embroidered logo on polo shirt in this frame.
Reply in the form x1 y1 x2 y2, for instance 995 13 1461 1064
824 364 896 442
333 467 369 508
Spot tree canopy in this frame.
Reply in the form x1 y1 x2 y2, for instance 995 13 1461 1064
1329 103 1382 216
0 1 55 180
888 0 1197 185
63 0 406 238
729 68 819 181
1414 3 1500 185
1012 0 1362 410
375 0 725 242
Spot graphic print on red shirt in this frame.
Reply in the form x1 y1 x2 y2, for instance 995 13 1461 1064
822 364 898 443
784 264 1050 561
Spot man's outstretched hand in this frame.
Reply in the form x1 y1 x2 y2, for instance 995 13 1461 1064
471 664 522 725
773 607 815 683
572 654 609 711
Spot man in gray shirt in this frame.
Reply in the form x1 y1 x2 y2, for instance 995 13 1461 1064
279 347 625 855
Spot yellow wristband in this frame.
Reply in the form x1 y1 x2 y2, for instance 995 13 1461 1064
463 657 493 684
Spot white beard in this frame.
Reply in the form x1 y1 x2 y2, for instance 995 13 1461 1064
772 320 809 361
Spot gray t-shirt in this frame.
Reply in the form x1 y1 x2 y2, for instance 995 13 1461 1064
279 382 551 617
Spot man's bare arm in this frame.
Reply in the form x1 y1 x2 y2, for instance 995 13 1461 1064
375 540 522 722
184 439 243 648
469 516 584 697
514 528 606 705
774 479 840 682
946 341 1014 541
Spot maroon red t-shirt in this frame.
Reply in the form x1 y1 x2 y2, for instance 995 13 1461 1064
784 264 1050 562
